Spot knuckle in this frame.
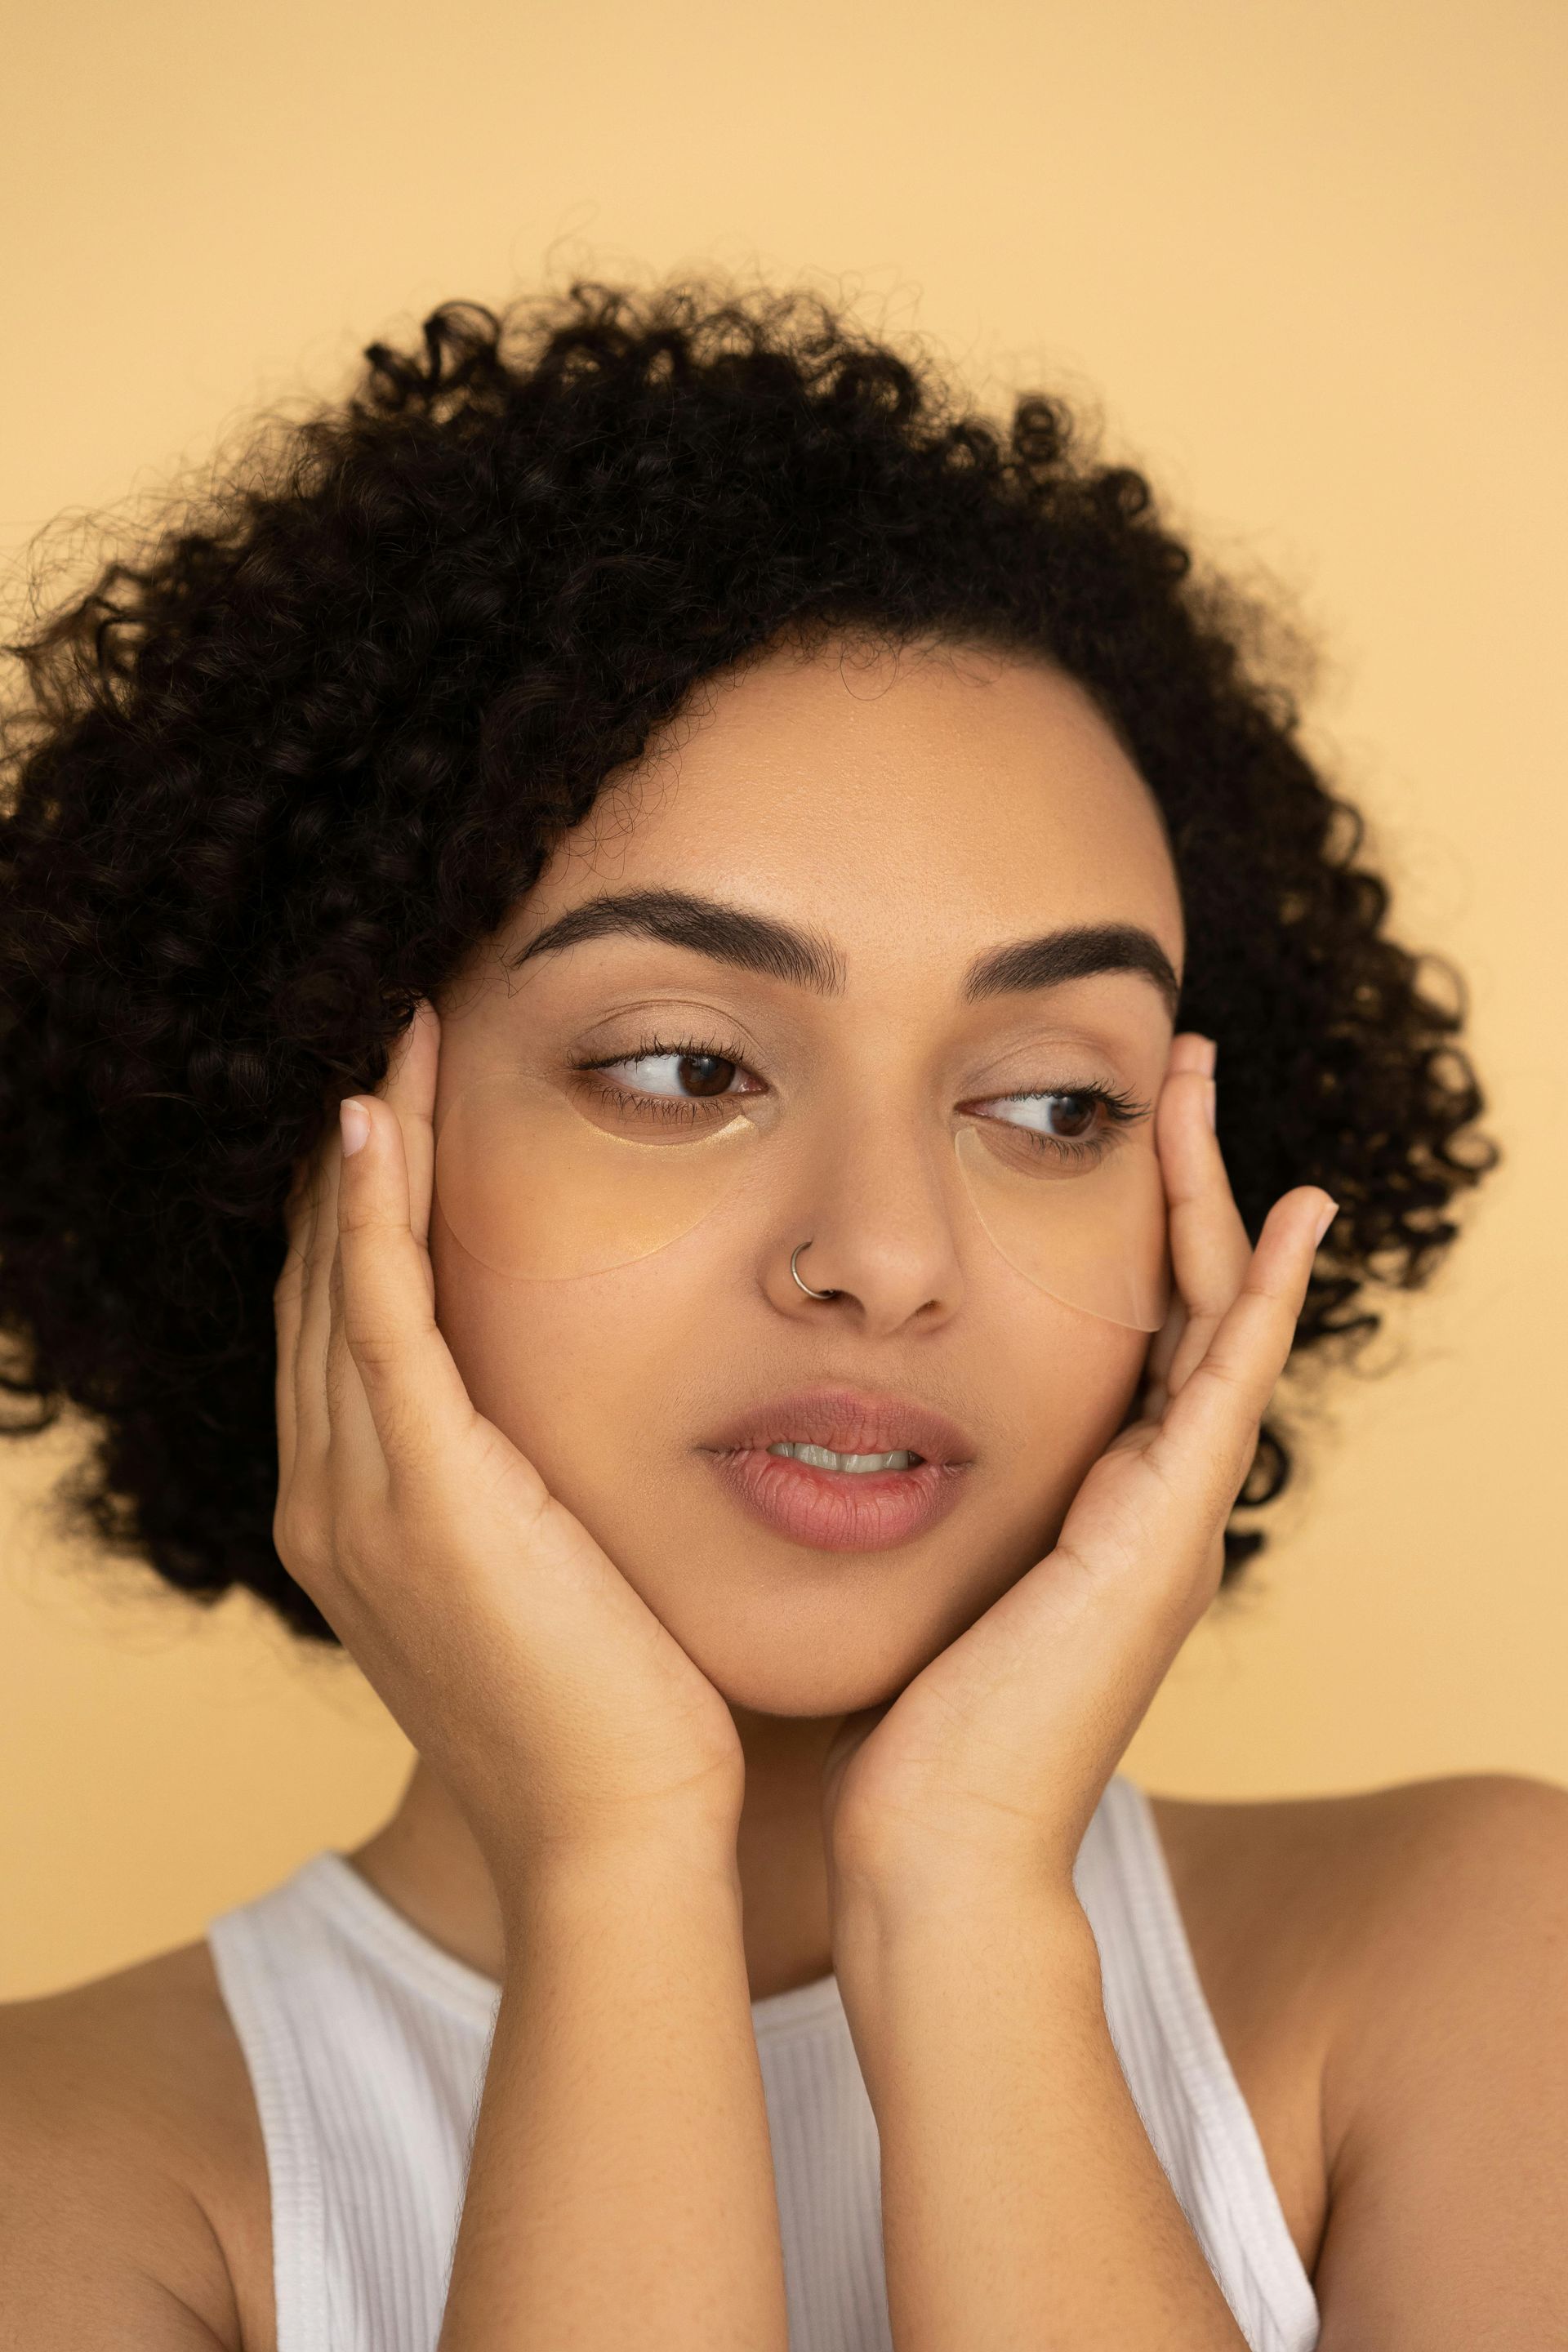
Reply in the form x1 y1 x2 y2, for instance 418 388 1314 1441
321 1498 409 1598
1200 1353 1255 1401
276 1484 402 1601
272 1495 328 1584
379 1397 441 1473
343 1321 400 1372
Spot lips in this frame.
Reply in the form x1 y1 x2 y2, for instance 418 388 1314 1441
703 1384 975 1467
700 1384 976 1552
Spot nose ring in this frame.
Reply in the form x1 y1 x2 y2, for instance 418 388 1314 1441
790 1241 840 1300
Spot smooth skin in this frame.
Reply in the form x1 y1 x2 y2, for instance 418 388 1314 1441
1 643 1566 2349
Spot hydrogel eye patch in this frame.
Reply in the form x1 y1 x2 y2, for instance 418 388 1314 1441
951 1120 1169 1333
434 1069 1171 1331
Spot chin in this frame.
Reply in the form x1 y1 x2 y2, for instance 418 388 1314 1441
631 1532 1039 1722
688 1638 920 1721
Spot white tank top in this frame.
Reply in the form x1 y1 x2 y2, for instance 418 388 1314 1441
207 1774 1320 2352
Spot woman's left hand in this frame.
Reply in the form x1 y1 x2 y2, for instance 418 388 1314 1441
820 1031 1339 1907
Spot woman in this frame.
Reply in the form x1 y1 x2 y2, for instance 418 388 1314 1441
0 283 1562 2351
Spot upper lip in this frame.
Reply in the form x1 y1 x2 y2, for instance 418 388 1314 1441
704 1385 976 1466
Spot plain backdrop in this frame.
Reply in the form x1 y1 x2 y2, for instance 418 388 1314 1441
2 0 1564 2001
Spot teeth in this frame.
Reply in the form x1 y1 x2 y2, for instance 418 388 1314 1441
767 1441 922 1474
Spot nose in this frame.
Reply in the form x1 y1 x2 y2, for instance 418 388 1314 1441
764 1105 966 1337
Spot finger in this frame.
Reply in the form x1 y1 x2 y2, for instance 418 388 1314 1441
1140 1035 1219 1400
1149 1054 1254 1407
381 1000 440 1250
335 1093 487 1479
323 1006 438 1460
273 1150 319 1494
323 1227 390 1483
1152 1187 1337 1508
292 1118 344 1470
1165 1030 1216 1082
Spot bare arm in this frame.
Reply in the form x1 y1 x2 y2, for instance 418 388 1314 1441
0 1963 252 2352
274 1006 788 2348
440 1837 787 2351
834 1871 1246 2352
0 2140 234 2352
1310 1774 1568 2349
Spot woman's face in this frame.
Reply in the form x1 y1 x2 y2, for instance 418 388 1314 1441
431 640 1185 1717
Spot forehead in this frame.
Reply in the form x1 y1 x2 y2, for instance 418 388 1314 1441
532 641 1183 974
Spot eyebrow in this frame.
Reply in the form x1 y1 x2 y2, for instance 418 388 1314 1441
510 887 1182 1018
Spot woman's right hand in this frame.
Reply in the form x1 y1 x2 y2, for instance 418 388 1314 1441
271 1000 746 1908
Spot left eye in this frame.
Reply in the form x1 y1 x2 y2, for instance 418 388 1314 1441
987 1092 1102 1139
602 1052 742 1099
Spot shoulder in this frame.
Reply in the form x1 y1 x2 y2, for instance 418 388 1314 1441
1150 1762 1568 1873
1148 1773 1568 2330
1150 1770 1568 2061
1263 1772 1568 2120
1150 1768 1568 1993
0 1939 270 2351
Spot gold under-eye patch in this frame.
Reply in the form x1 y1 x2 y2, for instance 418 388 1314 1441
434 1064 1170 1330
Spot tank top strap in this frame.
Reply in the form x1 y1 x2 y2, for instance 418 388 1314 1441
208 1855 496 2352
1074 1778 1320 2352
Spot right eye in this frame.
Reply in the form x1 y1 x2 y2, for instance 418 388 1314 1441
567 1037 769 1133
594 1050 747 1100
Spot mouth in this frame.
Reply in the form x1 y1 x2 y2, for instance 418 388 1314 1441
699 1384 975 1552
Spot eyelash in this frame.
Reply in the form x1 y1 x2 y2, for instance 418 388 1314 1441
568 1032 1150 1164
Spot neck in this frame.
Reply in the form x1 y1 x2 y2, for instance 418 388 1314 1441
348 1707 845 2002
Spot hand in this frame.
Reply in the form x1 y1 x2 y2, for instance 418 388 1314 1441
272 1001 745 1907
819 1031 1338 1904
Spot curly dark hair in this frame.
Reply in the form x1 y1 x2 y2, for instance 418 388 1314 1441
0 278 1496 1643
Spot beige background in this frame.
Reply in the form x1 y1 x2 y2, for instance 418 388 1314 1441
2 0 1564 2002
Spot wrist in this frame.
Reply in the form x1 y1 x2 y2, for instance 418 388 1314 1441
831 1863 1102 2114
831 1850 1098 1996
494 1820 743 1954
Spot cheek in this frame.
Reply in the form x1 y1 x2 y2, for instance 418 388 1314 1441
879 1303 1145 1704
430 1206 697 1514
989 1307 1148 1552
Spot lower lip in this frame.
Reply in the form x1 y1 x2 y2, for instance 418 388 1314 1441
706 1446 969 1550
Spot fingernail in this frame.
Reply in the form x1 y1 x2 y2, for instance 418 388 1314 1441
340 1098 371 1156
1312 1196 1339 1246
1204 1077 1217 1131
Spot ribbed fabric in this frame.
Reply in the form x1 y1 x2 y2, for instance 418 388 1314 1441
207 1774 1319 2351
